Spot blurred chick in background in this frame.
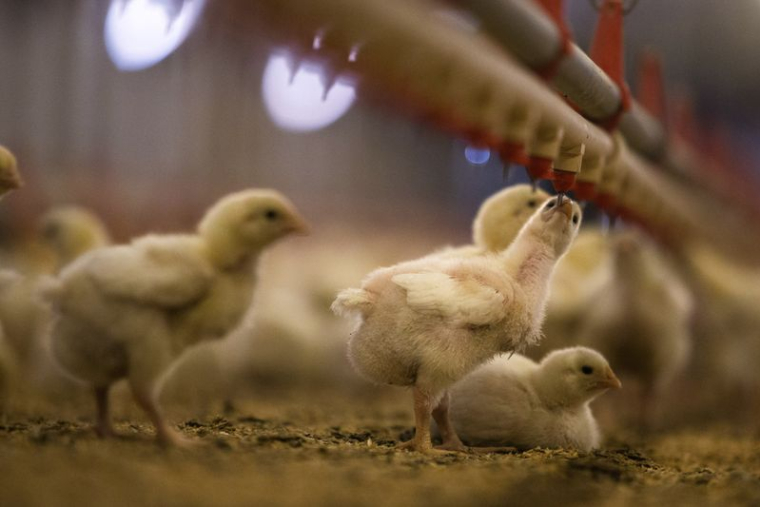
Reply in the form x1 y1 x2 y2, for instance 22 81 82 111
333 196 582 453
44 189 307 445
0 206 112 408
0 145 23 408
39 206 111 272
0 146 23 195
575 230 693 428
674 242 760 419
447 347 620 451
530 229 612 360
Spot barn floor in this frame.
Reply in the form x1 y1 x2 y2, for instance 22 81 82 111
1 387 759 507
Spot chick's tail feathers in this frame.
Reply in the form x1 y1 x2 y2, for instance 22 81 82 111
331 288 375 318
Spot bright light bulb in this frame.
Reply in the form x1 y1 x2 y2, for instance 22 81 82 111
104 0 206 72
262 53 356 133
464 145 491 165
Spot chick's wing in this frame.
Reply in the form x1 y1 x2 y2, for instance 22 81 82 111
85 235 214 309
391 271 506 327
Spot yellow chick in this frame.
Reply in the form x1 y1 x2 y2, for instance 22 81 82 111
426 184 550 260
39 206 111 272
575 230 693 427
0 146 23 196
0 146 22 407
44 189 308 445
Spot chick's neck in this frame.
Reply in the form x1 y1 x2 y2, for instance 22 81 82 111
530 369 589 410
202 231 260 271
501 232 557 306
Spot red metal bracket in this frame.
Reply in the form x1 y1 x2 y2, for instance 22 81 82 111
551 169 575 193
636 50 667 126
533 0 572 80
572 180 597 201
500 142 530 167
527 156 554 181
594 191 618 216
589 0 631 131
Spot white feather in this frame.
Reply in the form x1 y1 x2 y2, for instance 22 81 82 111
391 272 506 326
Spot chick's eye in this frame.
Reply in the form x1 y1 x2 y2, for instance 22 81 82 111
572 214 579 224
264 209 279 221
546 200 556 209
527 200 537 208
581 366 593 375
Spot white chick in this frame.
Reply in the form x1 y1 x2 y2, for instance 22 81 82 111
39 206 111 271
333 196 582 453
447 347 621 451
44 189 308 444
576 230 693 427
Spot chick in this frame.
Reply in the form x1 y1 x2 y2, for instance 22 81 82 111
576 231 693 427
39 206 111 272
673 243 760 416
447 347 621 451
0 325 15 411
426 185 550 260
0 207 111 403
45 189 307 444
333 196 582 453
0 145 23 196
0 146 21 405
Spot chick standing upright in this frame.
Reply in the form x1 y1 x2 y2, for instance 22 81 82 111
448 347 621 451
333 196 582 453
576 231 693 426
45 189 307 444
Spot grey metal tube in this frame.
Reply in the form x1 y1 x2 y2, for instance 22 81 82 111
455 0 668 163
460 0 563 68
553 46 621 121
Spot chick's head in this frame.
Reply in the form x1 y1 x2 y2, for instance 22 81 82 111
522 195 582 257
541 347 621 406
0 146 22 197
199 189 308 254
473 184 550 252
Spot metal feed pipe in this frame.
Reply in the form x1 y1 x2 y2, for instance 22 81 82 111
453 0 667 160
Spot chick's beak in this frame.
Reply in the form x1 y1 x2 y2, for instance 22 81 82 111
286 213 310 235
597 366 622 390
559 200 574 220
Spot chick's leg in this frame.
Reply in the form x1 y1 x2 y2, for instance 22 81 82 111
397 386 434 453
128 330 188 446
94 385 116 438
432 391 466 452
131 387 187 447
